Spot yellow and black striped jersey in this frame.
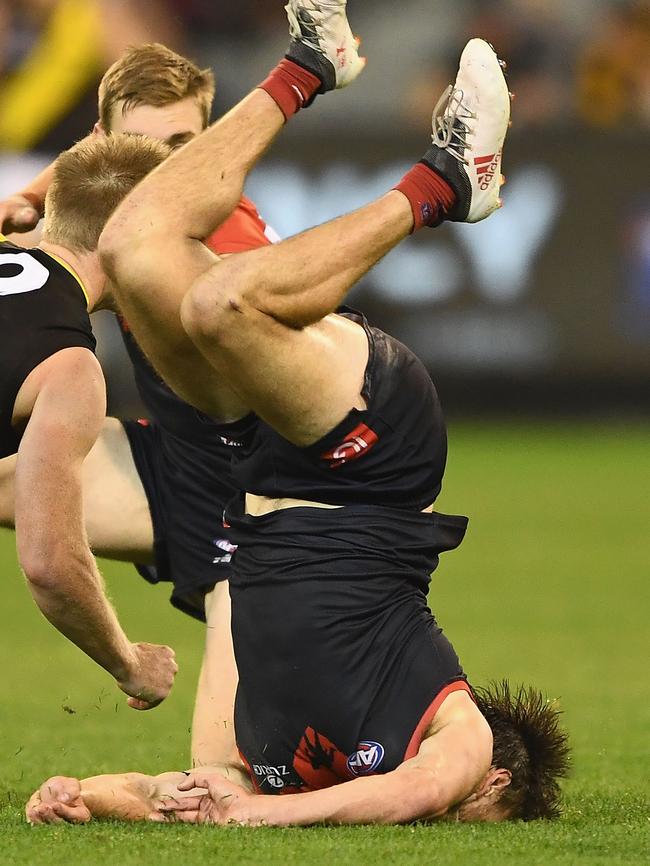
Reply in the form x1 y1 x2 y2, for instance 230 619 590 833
0 236 95 457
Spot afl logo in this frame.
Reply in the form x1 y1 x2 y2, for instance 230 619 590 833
346 741 385 776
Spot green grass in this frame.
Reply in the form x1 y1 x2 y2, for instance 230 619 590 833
1 421 648 865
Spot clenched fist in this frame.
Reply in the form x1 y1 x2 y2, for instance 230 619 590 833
26 776 91 825
0 194 41 235
117 642 178 710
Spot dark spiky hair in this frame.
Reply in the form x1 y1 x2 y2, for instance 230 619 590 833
473 680 571 821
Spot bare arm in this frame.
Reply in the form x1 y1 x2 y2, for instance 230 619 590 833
0 161 55 235
0 132 100 237
171 695 493 826
26 767 251 824
14 349 176 708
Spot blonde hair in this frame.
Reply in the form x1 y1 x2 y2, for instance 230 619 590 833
43 134 170 252
98 43 215 131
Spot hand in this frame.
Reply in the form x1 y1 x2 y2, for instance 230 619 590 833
0 194 41 234
26 776 91 825
152 772 260 826
117 642 178 710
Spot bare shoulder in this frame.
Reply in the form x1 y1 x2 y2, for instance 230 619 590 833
13 347 104 426
392 691 494 819
420 690 493 759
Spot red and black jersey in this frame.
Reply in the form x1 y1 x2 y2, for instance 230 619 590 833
227 497 470 794
232 309 448 510
224 313 470 793
118 196 273 446
0 237 95 457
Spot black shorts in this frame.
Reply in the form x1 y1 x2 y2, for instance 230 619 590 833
123 419 237 622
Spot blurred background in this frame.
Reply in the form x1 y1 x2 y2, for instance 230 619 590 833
1 0 648 416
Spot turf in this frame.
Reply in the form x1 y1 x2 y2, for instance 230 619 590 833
1 421 648 865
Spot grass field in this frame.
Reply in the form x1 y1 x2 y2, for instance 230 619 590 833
1 421 648 865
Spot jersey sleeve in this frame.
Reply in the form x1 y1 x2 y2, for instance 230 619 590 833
205 196 278 255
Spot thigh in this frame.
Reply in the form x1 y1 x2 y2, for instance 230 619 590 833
0 453 17 527
185 290 370 447
81 417 154 562
0 418 154 562
191 582 240 768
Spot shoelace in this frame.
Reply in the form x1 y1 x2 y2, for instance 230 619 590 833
431 85 476 165
286 3 322 51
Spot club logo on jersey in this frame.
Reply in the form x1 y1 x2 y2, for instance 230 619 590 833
321 422 379 469
346 741 385 776
474 151 501 190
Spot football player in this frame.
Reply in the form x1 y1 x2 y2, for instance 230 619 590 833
28 1 569 826
0 134 177 709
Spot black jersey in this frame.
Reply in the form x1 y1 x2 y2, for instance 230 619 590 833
225 311 470 792
0 237 96 458
227 499 470 793
232 310 447 510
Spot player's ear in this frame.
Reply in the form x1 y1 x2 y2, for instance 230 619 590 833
93 121 107 138
482 767 512 798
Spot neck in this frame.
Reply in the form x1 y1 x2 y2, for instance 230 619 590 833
38 240 105 310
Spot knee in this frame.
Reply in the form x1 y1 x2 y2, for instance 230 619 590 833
181 263 247 351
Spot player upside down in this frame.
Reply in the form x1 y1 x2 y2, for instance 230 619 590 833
28 0 570 826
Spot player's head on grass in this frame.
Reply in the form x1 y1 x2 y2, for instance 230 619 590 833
43 134 170 253
98 43 215 148
474 680 571 821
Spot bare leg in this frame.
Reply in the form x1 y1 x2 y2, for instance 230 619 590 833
0 453 16 528
181 191 413 445
0 417 154 562
98 90 285 422
81 418 154 562
100 0 366 423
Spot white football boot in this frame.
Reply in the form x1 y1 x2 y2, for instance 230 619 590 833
285 0 366 94
422 38 511 223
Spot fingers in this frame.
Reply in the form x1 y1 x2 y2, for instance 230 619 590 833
27 801 91 825
127 696 155 711
157 796 204 812
13 207 40 229
177 773 202 791
26 793 44 825
149 808 200 824
26 801 65 825
39 776 81 804
50 801 92 824
26 777 91 825
176 772 221 792
0 202 40 234
119 643 178 707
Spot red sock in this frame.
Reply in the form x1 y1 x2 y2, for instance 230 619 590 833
258 59 322 121
394 162 457 231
